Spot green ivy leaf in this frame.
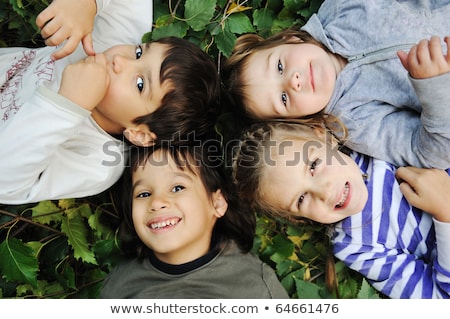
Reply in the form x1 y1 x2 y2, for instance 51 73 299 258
31 200 62 225
78 203 93 219
57 264 76 291
185 0 216 31
272 17 297 34
336 267 362 298
93 239 122 270
26 241 44 258
253 8 276 31
215 29 237 57
10 0 25 14
275 259 301 277
16 280 65 298
88 210 113 239
58 198 75 210
226 13 254 34
357 279 381 299
151 21 190 40
271 234 295 259
294 278 322 299
0 238 38 287
62 203 92 221
39 236 70 264
154 14 173 28
61 215 97 265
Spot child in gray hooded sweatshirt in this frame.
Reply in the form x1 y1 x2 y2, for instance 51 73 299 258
222 0 450 169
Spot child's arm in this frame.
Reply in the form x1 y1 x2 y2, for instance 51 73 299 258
396 166 450 222
397 36 450 79
36 0 97 60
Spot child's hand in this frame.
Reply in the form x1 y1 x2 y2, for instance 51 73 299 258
396 166 450 222
36 0 97 60
58 53 110 111
397 36 450 79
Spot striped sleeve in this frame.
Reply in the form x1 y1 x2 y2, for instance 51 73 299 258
332 156 450 298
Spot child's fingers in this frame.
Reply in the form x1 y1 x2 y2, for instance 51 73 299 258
398 181 418 204
39 17 62 42
81 34 95 57
445 36 450 62
428 35 444 62
35 6 55 29
51 37 79 60
395 166 419 184
415 38 431 64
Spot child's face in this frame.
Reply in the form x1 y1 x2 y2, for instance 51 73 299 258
243 43 339 119
95 43 171 132
260 132 368 224
131 150 225 264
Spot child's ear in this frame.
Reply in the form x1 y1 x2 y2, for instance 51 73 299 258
123 125 157 147
212 189 228 218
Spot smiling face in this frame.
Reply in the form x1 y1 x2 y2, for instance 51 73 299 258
260 129 368 224
92 42 172 134
131 149 226 265
243 43 342 119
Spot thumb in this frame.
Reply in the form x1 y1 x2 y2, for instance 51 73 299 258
397 51 409 71
82 33 95 56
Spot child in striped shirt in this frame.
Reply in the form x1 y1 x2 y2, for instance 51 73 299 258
232 118 450 298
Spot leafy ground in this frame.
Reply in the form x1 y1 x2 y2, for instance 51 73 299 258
0 0 380 299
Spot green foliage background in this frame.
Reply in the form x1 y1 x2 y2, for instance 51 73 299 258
0 0 381 299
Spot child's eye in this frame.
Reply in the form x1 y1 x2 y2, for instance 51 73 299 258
309 159 318 175
171 185 185 193
136 191 151 198
277 59 283 74
135 45 143 59
297 193 306 208
281 92 287 106
136 76 144 92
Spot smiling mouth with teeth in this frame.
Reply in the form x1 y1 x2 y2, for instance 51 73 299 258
148 217 181 230
335 182 349 208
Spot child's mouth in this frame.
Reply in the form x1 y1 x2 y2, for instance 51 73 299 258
335 182 350 209
148 217 181 230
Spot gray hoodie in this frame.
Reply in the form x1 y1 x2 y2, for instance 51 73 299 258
302 0 450 168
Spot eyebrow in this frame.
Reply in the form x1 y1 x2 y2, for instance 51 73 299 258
266 52 282 116
143 43 154 101
132 179 143 194
132 170 194 191
288 142 311 212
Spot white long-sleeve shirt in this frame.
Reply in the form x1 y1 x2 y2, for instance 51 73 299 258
0 0 153 204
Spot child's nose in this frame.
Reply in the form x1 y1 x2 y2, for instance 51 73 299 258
313 180 334 207
149 194 169 211
289 71 301 91
112 55 130 73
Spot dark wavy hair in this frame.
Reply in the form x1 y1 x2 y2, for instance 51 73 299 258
112 137 256 259
134 37 220 145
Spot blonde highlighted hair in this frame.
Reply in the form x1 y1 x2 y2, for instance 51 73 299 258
232 114 347 220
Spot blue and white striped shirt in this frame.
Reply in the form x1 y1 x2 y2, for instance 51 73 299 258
333 153 450 298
